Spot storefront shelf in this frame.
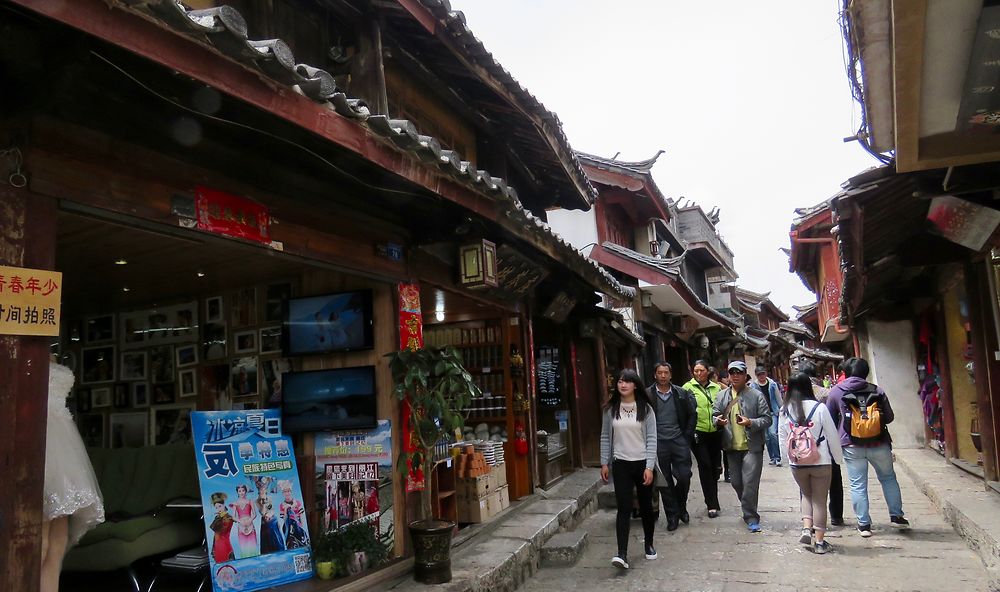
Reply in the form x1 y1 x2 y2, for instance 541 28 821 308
465 416 508 423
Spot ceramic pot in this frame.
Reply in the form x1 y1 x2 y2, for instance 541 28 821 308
409 519 454 584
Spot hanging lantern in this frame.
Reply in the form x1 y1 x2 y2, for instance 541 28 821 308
459 239 498 288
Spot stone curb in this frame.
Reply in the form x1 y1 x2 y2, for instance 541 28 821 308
387 468 602 592
893 448 1000 591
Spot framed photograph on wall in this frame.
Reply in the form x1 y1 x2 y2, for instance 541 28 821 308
120 351 147 381
149 346 175 384
230 287 257 328
203 322 227 361
178 368 197 398
110 412 148 448
264 282 291 323
259 326 282 355
132 382 150 408
150 404 195 446
234 330 257 354
91 387 112 408
230 357 258 398
260 358 292 408
152 382 176 405
113 384 129 409
84 314 115 343
78 413 105 448
205 295 224 323
175 344 199 368
81 345 116 384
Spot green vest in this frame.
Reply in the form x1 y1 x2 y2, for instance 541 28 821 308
683 378 721 433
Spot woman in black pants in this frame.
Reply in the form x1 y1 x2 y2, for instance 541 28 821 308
683 361 723 518
600 369 658 570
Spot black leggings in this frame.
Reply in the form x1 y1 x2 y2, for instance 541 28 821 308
692 430 722 511
612 459 655 556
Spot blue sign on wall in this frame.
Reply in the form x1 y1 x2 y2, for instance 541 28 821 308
191 409 313 591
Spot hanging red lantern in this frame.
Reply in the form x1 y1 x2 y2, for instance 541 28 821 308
514 421 529 456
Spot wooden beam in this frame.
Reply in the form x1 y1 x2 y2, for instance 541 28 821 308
0 185 57 592
892 0 927 172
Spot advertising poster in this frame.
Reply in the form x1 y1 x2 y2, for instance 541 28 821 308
191 409 312 591
315 420 393 545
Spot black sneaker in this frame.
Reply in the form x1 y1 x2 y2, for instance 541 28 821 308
645 544 657 560
830 518 845 527
858 524 872 538
680 511 690 524
890 515 910 528
814 540 833 555
611 554 629 569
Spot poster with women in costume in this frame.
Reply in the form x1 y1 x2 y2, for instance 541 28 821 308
191 409 312 592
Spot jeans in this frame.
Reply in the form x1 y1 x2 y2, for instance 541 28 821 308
829 461 844 523
765 415 781 462
611 459 655 556
842 444 904 526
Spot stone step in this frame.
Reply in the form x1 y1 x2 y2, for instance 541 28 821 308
539 530 588 568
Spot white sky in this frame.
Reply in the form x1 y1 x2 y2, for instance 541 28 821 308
454 0 880 314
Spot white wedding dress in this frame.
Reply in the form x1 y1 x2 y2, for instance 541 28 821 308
44 362 105 546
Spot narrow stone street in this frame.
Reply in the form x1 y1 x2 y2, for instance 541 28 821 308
523 457 990 591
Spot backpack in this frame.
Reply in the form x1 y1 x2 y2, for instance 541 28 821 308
844 384 884 444
786 403 824 465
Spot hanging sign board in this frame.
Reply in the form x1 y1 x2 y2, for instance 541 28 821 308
195 186 271 245
0 265 61 336
191 409 313 592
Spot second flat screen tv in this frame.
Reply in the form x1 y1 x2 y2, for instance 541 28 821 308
281 366 377 432
284 289 374 355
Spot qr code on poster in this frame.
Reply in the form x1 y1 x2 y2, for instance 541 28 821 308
293 554 312 574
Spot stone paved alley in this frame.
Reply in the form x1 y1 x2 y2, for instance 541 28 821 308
523 460 991 592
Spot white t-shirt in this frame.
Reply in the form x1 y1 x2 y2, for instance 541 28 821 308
612 402 647 462
777 399 844 466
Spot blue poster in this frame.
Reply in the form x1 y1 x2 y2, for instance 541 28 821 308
191 409 313 591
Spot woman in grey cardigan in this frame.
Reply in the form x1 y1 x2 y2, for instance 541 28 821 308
600 369 658 570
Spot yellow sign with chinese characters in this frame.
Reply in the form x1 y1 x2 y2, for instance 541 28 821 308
0 265 62 336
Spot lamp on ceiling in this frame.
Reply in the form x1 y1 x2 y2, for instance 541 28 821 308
459 239 498 289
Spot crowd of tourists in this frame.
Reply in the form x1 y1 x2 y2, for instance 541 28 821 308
599 356 908 569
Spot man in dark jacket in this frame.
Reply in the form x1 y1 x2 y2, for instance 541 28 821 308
647 362 696 531
826 357 908 538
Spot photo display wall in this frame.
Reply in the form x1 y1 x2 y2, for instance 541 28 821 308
62 282 294 448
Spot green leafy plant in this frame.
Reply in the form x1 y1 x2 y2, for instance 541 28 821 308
387 346 479 524
313 521 393 577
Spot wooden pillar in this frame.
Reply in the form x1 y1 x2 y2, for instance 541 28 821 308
967 262 1000 480
0 187 57 592
350 13 388 115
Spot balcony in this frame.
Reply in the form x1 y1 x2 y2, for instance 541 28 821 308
676 208 736 272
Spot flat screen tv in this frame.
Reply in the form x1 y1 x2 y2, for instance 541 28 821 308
281 366 377 432
283 289 374 355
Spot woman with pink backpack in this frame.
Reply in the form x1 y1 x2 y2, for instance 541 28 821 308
777 373 844 554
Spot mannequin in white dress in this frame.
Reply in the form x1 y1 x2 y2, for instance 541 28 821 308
42 360 105 592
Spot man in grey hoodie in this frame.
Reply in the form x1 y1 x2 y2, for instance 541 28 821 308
712 360 772 532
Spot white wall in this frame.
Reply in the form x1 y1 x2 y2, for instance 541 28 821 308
546 209 598 256
860 319 925 448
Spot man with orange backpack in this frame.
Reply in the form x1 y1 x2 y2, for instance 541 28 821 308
825 357 908 538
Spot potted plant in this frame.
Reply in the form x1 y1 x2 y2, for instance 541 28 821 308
312 528 345 580
387 346 478 584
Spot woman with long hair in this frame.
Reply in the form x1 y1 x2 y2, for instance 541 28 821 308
600 369 658 570
777 372 843 554
682 360 724 517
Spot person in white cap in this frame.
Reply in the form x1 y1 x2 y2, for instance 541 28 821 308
712 360 772 532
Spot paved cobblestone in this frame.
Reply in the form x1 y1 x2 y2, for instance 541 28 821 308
522 455 991 591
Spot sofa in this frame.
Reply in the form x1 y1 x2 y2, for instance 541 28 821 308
63 444 204 576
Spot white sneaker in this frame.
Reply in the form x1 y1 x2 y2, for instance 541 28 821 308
612 555 629 569
799 528 812 545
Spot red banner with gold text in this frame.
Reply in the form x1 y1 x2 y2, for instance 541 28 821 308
398 282 425 492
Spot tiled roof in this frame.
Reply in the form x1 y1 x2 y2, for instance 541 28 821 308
406 0 599 207
778 320 817 339
601 242 685 276
576 150 665 174
111 0 632 300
